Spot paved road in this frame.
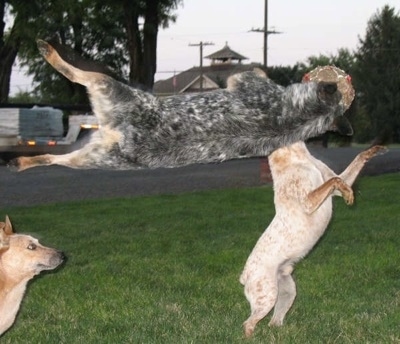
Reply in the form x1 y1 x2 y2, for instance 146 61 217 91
0 146 399 208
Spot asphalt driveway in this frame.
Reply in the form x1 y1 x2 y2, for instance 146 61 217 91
0 146 399 208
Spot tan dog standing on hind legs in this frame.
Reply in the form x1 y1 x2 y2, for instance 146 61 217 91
240 142 386 337
0 216 65 336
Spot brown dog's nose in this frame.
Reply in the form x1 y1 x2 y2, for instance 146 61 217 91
58 251 66 262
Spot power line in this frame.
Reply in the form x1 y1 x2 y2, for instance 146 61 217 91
249 0 283 67
189 41 214 92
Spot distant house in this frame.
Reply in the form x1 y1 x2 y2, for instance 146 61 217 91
153 43 267 96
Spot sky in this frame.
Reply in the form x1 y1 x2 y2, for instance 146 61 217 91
10 0 400 95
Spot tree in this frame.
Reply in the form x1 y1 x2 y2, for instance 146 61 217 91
354 5 400 144
2 0 181 103
267 49 356 88
9 89 39 103
0 0 34 102
16 0 129 104
0 0 16 102
267 65 300 87
117 0 180 88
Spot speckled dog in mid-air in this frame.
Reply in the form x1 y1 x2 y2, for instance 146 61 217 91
10 39 354 171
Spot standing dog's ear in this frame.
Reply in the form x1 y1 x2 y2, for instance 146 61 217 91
0 216 13 252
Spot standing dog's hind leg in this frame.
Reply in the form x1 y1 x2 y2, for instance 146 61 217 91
243 274 278 337
269 266 296 327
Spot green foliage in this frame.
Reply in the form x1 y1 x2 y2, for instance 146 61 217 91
267 65 302 87
4 0 182 103
354 5 400 143
8 90 39 103
1 174 399 343
352 105 374 143
14 0 129 104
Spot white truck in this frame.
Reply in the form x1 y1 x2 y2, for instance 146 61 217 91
0 106 98 161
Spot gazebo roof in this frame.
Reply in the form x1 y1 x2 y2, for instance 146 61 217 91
205 43 248 62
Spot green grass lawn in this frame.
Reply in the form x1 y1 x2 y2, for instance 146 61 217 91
1 174 399 343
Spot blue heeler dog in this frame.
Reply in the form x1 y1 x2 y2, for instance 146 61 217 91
10 40 354 171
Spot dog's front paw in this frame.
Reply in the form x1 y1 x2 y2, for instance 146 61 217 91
367 145 388 157
358 145 388 163
7 156 35 172
335 178 354 205
7 158 22 172
339 182 354 205
342 188 354 205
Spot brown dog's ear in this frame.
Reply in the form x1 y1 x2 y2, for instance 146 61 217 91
4 215 14 235
0 216 12 254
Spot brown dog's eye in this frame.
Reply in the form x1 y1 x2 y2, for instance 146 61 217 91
27 243 37 250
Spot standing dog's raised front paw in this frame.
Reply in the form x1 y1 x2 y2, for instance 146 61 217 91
333 177 354 205
365 145 388 158
338 180 354 205
342 187 354 205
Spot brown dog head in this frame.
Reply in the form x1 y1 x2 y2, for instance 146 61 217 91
0 216 65 279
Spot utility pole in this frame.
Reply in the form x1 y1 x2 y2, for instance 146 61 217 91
250 0 282 68
189 41 214 92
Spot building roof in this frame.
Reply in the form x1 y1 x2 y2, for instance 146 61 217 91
205 43 248 62
153 43 262 96
153 63 266 96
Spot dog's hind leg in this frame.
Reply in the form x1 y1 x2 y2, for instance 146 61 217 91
36 39 148 127
37 39 106 88
243 273 278 337
36 39 116 126
269 265 296 327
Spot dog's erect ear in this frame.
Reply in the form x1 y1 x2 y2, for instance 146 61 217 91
4 215 14 235
226 73 240 91
253 68 267 78
331 116 354 136
0 219 12 253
